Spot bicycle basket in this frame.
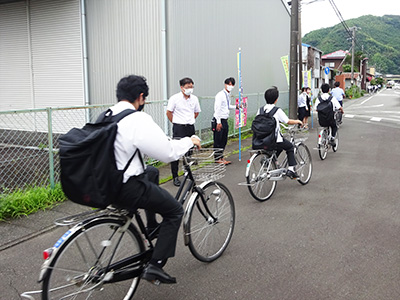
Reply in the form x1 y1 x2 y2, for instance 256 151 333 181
282 127 309 143
187 148 226 181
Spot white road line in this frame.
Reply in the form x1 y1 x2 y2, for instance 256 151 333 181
361 96 373 105
370 117 382 122
344 114 354 118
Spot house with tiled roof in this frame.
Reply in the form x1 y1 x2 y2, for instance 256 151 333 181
321 50 349 72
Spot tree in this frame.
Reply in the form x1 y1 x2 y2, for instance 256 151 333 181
344 51 366 72
343 64 352 72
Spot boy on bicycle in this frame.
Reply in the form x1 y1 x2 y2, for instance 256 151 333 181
315 83 344 147
260 87 303 178
111 75 201 284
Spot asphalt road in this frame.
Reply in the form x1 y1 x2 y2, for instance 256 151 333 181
2 89 400 300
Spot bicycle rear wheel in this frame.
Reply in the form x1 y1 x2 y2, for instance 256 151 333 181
318 129 328 160
295 143 312 185
42 217 145 300
332 131 339 152
246 153 277 201
186 181 235 262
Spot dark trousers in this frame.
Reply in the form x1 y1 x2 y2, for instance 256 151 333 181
171 123 195 178
118 166 183 261
275 138 296 166
213 118 229 160
330 122 338 138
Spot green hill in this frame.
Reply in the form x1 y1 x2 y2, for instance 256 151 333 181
302 15 400 75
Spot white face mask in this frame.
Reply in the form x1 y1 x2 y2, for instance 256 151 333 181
226 85 234 92
184 88 194 96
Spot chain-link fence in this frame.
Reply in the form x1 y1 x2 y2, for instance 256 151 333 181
0 91 288 194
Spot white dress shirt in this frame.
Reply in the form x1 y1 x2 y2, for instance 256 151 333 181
213 89 236 123
167 92 201 125
110 101 194 182
298 92 308 108
259 104 289 143
314 93 342 111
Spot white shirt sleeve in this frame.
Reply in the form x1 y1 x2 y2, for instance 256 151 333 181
331 97 342 110
193 96 201 113
132 113 193 163
214 91 224 123
166 95 176 112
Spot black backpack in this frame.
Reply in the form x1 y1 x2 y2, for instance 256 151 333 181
59 109 142 208
251 106 279 150
317 96 334 127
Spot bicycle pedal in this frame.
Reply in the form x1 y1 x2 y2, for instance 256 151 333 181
151 279 161 286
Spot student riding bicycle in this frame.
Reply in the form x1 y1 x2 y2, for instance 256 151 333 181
314 83 344 147
256 87 303 179
110 75 201 284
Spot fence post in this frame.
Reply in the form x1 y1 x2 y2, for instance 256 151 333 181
47 107 55 189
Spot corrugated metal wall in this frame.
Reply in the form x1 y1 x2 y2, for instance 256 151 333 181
0 0 84 112
85 0 164 104
30 0 84 109
0 1 32 111
166 0 291 106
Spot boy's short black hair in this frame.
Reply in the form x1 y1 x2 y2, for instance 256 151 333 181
334 81 340 87
264 86 279 104
116 75 149 103
321 83 330 93
224 77 235 85
179 77 194 87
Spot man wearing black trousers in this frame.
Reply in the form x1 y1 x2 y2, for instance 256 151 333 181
166 77 201 186
212 77 236 164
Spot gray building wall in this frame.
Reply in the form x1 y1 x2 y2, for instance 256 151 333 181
1 0 291 131
85 0 165 104
166 0 290 98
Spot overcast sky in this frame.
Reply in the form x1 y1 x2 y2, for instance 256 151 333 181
300 0 400 36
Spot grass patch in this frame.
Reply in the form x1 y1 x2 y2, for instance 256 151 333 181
0 183 66 221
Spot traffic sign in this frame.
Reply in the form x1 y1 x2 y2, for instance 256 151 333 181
324 67 330 75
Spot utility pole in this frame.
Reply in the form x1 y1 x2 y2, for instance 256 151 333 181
289 0 299 119
298 1 302 90
350 26 356 85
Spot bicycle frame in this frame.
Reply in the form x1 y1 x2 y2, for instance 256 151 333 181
38 156 219 285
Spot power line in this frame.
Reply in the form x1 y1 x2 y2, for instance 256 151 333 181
327 0 352 39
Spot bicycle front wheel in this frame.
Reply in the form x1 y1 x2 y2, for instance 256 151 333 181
318 129 328 160
295 143 312 185
332 131 339 152
246 153 277 201
42 217 145 300
186 181 235 262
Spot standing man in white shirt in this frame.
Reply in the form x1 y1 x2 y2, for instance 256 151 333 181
110 75 201 284
166 77 201 186
212 77 237 164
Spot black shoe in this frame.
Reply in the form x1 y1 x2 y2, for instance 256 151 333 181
286 169 299 179
329 138 336 147
141 264 177 284
173 177 181 187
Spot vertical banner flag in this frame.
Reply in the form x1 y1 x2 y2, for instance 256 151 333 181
302 70 312 87
235 97 247 129
281 55 290 86
237 48 243 161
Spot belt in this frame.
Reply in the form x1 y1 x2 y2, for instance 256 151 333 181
173 123 194 127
